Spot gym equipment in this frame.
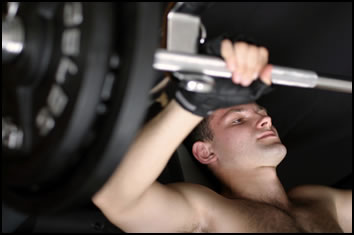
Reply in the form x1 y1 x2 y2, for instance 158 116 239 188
2 2 162 214
153 49 352 94
155 2 352 94
2 2 351 215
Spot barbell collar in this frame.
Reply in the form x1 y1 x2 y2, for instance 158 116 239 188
2 17 25 63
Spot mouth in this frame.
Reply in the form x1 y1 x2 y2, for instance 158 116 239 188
257 131 277 140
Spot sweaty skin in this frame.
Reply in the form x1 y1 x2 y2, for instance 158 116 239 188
92 40 352 233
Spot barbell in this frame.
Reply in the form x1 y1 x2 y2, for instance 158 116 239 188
2 2 351 215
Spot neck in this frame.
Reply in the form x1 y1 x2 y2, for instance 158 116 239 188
216 166 290 211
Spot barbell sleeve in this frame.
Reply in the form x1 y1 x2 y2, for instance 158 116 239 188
153 49 352 94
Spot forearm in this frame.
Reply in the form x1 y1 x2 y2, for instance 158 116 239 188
92 99 203 209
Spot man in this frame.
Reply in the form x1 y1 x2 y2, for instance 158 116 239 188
92 39 352 232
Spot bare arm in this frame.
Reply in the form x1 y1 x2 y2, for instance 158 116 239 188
92 99 203 232
92 40 271 232
334 189 352 233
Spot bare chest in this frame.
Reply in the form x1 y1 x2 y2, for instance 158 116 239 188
206 199 343 233
289 200 343 233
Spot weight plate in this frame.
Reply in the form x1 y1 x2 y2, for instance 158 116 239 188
3 2 162 214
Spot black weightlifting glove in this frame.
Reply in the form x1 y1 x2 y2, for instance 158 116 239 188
173 78 271 116
171 34 272 117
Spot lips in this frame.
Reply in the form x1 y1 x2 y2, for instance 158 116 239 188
257 131 277 140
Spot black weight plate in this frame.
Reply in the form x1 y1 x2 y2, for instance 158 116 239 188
3 2 114 213
3 2 162 215
4 2 114 185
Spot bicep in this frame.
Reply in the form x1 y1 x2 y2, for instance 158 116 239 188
334 189 352 233
100 182 201 233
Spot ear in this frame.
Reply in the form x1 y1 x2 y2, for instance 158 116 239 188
192 141 217 165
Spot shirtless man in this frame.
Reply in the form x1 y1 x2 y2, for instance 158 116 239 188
92 39 352 232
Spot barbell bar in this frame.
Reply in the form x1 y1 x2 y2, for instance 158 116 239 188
153 49 352 94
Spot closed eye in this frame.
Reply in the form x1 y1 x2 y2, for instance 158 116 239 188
232 118 244 125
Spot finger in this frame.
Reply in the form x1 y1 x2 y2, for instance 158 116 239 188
243 45 259 85
234 42 248 83
221 39 236 72
252 47 268 81
258 47 271 85
260 64 273 85
258 46 269 65
241 78 254 87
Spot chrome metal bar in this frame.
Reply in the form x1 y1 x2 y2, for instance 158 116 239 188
315 77 352 93
153 49 352 94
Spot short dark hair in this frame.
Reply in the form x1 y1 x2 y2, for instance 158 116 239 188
186 116 214 146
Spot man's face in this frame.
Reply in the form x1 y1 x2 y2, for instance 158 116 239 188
208 103 287 170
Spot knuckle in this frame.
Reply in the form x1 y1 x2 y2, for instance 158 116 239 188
234 41 248 51
221 46 231 57
221 40 234 57
221 39 232 49
259 47 269 57
222 39 231 44
248 45 258 52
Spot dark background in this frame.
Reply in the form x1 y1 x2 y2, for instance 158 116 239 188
3 2 351 233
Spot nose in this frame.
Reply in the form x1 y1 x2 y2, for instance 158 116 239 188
257 115 272 129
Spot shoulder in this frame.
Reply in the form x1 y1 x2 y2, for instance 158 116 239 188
288 184 330 196
288 184 351 217
289 184 352 233
288 185 339 215
288 184 350 202
288 185 336 208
